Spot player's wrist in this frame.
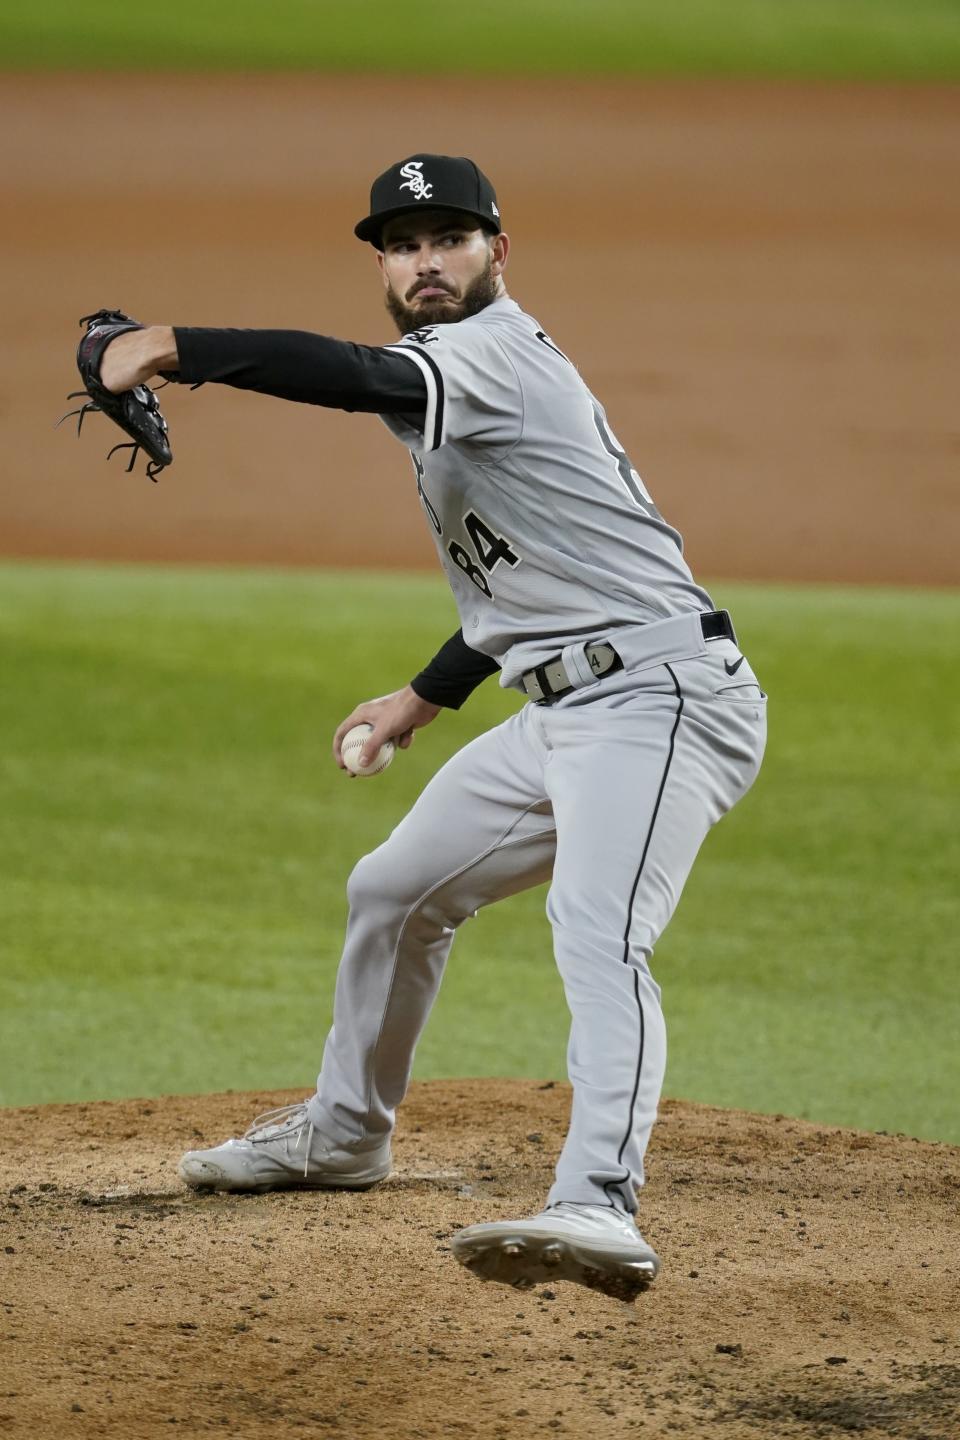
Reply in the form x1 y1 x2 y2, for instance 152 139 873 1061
402 683 442 720
100 326 178 393
408 676 451 711
143 326 179 377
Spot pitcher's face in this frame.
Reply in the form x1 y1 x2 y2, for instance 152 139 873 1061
378 212 509 333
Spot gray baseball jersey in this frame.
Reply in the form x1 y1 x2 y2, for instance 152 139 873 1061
381 296 715 688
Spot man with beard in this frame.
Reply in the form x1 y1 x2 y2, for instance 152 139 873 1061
98 154 767 1301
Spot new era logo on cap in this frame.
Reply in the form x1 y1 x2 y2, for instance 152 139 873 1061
355 154 502 247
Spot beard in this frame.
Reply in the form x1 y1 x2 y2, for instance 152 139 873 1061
385 256 500 335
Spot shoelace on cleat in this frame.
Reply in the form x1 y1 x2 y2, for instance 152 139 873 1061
244 1102 317 1179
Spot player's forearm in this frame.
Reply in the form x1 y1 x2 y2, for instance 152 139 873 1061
100 326 179 393
173 327 428 416
410 629 500 709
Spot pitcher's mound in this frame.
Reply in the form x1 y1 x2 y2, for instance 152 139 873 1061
1 1080 957 1439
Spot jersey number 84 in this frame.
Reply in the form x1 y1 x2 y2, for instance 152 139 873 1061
413 454 520 600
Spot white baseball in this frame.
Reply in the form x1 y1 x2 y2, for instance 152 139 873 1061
341 723 395 777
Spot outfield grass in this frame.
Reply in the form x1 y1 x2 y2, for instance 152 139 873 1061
3 1 960 79
0 561 957 1142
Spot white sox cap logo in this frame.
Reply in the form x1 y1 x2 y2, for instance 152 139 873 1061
399 161 433 201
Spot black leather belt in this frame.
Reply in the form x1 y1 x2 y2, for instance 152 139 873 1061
700 609 736 642
521 609 737 705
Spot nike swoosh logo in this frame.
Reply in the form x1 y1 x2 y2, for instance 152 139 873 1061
724 655 746 676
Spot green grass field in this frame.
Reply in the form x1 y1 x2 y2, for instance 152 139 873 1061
1 561 957 1141
3 0 960 78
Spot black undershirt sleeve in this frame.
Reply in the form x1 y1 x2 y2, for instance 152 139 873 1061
410 629 501 710
173 328 428 419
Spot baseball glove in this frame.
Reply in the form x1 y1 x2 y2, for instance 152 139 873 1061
58 309 173 482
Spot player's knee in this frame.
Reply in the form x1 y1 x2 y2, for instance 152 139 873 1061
345 850 389 911
346 844 473 927
345 844 431 914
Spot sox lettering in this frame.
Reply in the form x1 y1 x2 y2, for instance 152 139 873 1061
398 161 433 201
412 453 442 536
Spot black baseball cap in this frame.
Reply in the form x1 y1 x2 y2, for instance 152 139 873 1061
354 154 502 249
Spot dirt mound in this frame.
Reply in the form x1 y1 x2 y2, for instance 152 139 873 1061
2 1080 957 1439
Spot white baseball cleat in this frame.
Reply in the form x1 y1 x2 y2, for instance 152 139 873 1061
451 1202 660 1302
178 1102 391 1193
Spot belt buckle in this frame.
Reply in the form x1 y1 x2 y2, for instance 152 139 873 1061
532 660 572 706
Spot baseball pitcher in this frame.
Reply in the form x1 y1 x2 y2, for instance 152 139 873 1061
71 155 767 1301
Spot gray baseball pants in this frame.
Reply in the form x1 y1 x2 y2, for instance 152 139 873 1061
307 616 766 1213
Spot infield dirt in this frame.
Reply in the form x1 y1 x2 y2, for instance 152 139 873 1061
2 1080 958 1440
3 75 959 584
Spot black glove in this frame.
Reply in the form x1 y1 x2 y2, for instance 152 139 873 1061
58 309 172 482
